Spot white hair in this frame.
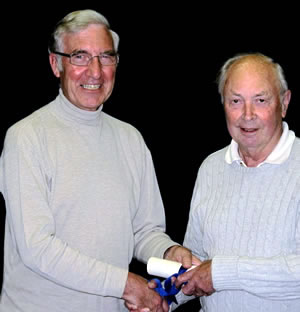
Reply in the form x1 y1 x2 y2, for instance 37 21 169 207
217 53 289 104
49 9 120 70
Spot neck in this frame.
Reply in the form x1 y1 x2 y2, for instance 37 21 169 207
239 127 283 167
239 150 269 167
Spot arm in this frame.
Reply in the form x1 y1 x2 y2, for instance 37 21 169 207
177 194 300 300
1 126 128 298
211 253 300 300
169 169 207 309
131 143 179 262
211 190 300 300
114 133 177 311
130 141 201 274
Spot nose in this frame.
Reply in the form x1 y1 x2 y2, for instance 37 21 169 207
243 102 256 120
87 56 102 79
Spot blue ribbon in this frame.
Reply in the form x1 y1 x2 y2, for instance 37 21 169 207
151 266 187 305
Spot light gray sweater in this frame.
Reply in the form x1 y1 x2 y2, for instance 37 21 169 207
0 91 177 312
174 137 300 311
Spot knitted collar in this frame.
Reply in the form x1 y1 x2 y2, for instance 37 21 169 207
225 122 296 167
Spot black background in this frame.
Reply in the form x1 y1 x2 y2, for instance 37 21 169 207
0 4 299 311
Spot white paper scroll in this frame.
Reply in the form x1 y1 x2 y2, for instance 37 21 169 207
147 257 184 278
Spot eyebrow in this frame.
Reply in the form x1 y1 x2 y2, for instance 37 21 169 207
227 90 269 97
227 90 242 97
71 49 88 54
71 49 116 55
254 91 269 97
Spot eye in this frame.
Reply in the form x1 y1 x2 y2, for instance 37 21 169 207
70 52 91 66
100 52 118 65
224 96 242 106
74 53 88 59
255 98 268 105
101 54 110 59
231 98 241 105
74 54 83 59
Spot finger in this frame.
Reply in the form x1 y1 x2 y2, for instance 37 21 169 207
179 279 195 295
175 277 183 288
175 271 191 287
162 298 169 311
195 290 207 297
180 251 193 269
148 279 157 289
192 255 202 266
125 302 138 310
181 285 194 296
171 276 177 285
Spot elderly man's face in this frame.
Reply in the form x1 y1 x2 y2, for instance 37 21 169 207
50 24 117 111
223 59 290 160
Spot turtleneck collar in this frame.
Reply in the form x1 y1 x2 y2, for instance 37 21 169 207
53 89 103 126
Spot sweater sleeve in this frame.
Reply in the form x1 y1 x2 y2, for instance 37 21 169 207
1 125 128 298
169 166 207 309
132 143 179 262
183 164 209 261
212 200 300 300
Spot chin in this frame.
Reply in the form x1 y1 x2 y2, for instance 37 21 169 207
84 104 101 111
80 97 103 111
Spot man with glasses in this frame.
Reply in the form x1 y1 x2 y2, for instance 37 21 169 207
0 9 197 312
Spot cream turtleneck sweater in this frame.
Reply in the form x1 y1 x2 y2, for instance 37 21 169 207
0 90 177 311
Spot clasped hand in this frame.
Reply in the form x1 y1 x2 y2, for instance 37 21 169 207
141 260 214 311
124 246 210 311
174 260 215 297
123 246 200 311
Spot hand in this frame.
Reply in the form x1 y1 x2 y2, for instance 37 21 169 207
164 245 202 269
122 272 169 312
175 260 215 297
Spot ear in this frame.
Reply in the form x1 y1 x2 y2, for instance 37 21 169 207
281 90 291 118
49 53 61 78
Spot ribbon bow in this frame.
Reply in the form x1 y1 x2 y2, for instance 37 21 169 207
151 266 187 305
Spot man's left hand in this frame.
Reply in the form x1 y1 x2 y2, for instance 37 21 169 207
175 260 215 296
163 245 201 269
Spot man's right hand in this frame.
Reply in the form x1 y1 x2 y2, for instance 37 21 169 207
122 272 169 312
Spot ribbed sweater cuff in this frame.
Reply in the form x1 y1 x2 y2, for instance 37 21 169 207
104 264 128 298
212 256 241 291
136 234 180 262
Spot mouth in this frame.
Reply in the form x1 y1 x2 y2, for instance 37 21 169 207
240 127 258 134
80 84 102 90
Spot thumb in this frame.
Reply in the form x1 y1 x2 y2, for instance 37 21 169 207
148 279 158 289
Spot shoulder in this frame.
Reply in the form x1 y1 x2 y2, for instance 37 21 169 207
290 136 300 165
4 104 52 148
102 112 146 146
201 146 229 167
293 136 300 149
194 146 229 181
102 112 141 133
101 112 152 171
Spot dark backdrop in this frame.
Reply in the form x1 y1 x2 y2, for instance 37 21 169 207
1 4 299 311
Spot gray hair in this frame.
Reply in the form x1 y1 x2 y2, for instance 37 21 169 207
217 53 288 104
49 9 120 70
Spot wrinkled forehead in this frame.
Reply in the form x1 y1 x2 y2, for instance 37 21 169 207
62 24 114 51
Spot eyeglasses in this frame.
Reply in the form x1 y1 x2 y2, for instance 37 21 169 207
53 51 119 66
